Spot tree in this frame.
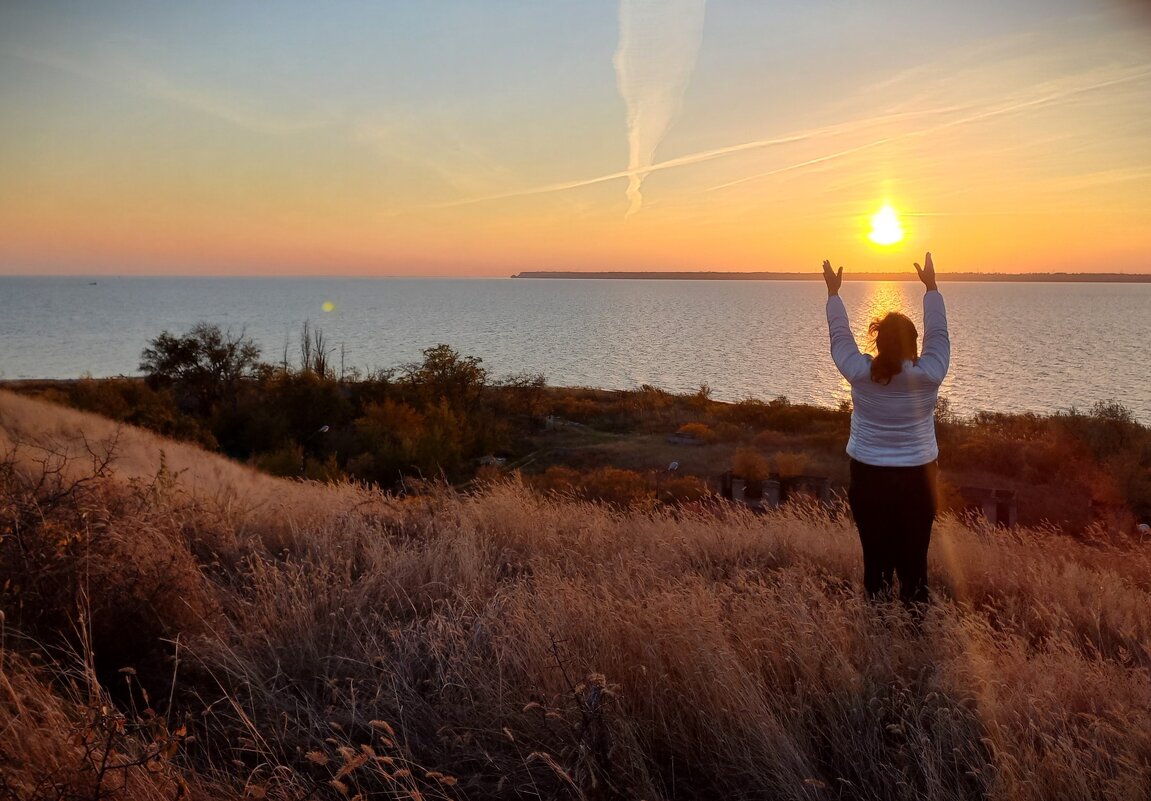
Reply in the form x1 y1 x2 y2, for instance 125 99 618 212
140 323 262 414
402 344 487 411
298 320 336 379
494 370 548 418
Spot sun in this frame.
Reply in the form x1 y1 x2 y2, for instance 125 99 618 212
868 203 904 246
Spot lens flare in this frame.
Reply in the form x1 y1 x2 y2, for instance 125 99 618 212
322 301 335 313
868 204 904 246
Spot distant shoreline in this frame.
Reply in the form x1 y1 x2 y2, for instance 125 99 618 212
512 271 1151 283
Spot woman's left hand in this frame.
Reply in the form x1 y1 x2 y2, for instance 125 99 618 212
914 252 938 291
822 259 844 296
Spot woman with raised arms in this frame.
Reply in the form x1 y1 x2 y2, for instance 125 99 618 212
823 252 950 609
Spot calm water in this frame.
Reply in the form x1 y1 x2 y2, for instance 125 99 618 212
1 277 1147 422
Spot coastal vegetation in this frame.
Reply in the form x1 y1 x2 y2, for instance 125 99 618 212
1 390 1150 800
5 322 1149 533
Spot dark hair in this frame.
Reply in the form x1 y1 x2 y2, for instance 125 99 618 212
868 312 918 385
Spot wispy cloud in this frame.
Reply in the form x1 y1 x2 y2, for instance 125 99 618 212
426 60 1150 212
426 105 967 211
706 65 1151 192
6 41 332 136
352 116 514 199
114 57 332 135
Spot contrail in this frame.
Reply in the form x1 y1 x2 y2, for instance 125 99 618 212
426 107 962 210
706 67 1151 192
614 0 708 216
426 65 1149 212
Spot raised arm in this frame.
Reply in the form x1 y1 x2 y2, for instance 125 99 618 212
915 252 949 383
824 260 870 382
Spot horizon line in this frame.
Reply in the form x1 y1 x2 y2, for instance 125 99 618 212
2 270 1150 282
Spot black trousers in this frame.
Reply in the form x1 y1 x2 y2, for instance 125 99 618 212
847 458 938 606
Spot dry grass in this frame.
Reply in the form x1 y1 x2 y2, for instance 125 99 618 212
2 390 1150 800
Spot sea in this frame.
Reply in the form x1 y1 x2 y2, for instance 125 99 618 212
1 276 1148 423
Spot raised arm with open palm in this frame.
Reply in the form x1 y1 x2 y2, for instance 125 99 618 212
822 259 843 297
914 252 937 291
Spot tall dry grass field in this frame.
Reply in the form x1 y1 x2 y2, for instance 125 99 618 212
1 390 1149 800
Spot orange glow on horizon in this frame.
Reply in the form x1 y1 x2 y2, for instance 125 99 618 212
0 142 1148 276
0 4 1148 276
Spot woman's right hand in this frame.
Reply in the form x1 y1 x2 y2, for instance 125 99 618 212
914 252 938 291
822 259 844 296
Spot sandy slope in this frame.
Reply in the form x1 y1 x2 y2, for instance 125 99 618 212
0 388 341 514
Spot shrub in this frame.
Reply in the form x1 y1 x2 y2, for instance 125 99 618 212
529 466 651 507
713 422 744 443
0 437 216 691
531 465 581 495
771 450 811 478
549 394 602 423
658 474 710 504
732 446 770 482
723 397 772 429
752 429 792 450
676 422 716 443
69 378 213 447
351 399 427 483
252 442 303 477
494 371 548 418
686 383 713 411
1057 400 1145 460
578 467 652 507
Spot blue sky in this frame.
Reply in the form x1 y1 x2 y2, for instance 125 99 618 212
1 1 1148 274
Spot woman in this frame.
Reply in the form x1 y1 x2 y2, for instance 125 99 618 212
823 253 950 607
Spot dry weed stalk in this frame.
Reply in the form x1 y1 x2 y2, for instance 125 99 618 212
1 392 1150 799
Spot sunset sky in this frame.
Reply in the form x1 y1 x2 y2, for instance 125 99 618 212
1 1 1149 276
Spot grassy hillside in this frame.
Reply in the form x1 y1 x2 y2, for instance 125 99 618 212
2 391 1150 800
11 375 1151 533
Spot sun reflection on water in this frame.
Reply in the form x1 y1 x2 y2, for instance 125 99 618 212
833 281 923 402
859 282 911 348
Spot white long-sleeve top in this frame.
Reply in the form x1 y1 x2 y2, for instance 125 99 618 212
826 290 950 466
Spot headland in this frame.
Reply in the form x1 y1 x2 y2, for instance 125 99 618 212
512 270 1151 282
